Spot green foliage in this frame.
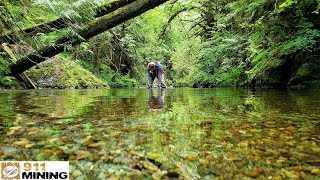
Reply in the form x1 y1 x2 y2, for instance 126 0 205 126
2 0 320 88
277 0 296 13
217 0 320 86
109 74 138 88
0 0 32 33
280 25 320 55
0 54 21 88
0 56 9 75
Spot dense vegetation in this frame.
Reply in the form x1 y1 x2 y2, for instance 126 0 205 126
1 0 319 88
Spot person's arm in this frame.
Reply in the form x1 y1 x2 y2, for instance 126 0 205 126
147 63 154 88
156 66 162 87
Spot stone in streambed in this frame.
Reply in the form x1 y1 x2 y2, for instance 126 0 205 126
142 161 158 172
76 151 91 160
311 168 320 175
72 170 82 177
246 168 265 178
88 142 105 148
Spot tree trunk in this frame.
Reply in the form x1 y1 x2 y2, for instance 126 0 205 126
8 0 169 77
0 0 136 45
1 43 36 89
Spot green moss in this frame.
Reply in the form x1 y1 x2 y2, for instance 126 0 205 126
26 55 108 89
289 60 320 86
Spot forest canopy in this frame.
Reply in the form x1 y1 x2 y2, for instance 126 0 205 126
0 0 319 88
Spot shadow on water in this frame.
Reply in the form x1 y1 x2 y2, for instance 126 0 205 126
0 88 319 179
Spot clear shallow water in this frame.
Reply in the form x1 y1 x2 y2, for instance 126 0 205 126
0 88 319 179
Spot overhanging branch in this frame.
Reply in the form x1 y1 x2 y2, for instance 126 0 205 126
8 0 169 76
158 7 195 41
0 0 136 44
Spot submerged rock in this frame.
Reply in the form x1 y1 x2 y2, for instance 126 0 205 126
76 151 91 160
72 170 82 177
141 161 158 172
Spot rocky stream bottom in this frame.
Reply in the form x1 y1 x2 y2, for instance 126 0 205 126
1 116 319 180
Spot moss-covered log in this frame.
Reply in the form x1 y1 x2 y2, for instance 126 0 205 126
8 0 169 77
0 0 136 44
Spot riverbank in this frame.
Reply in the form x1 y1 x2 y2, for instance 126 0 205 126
1 55 320 90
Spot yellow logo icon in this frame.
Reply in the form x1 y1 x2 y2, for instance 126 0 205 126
1 162 20 180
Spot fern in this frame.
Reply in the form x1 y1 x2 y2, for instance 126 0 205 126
0 56 10 75
280 28 320 55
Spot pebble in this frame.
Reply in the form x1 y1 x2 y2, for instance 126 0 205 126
142 161 158 172
311 168 320 175
9 126 22 131
115 149 121 154
186 155 198 161
129 150 138 156
25 143 35 149
293 166 302 171
6 130 15 136
98 172 106 179
49 138 60 143
111 131 121 137
147 152 158 160
72 170 82 177
76 151 91 160
283 169 299 179
27 130 41 136
108 168 115 174
311 147 320 155
285 126 297 132
13 140 30 147
152 171 167 180
246 168 265 178
69 165 76 173
88 142 105 148
75 138 93 146
199 158 209 168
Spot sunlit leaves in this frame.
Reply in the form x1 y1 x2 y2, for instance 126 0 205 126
0 0 32 33
277 0 296 13
313 0 320 14
32 0 104 24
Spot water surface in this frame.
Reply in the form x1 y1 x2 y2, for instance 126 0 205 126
0 88 319 179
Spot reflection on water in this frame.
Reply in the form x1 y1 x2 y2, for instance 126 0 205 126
148 88 165 111
0 88 319 179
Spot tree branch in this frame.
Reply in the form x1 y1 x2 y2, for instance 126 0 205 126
8 0 169 76
158 7 194 41
0 0 136 44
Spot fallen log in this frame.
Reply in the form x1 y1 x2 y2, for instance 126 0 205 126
0 0 136 44
8 0 169 77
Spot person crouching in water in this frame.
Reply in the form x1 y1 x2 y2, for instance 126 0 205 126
147 62 166 88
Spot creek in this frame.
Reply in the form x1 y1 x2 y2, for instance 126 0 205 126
0 88 319 179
